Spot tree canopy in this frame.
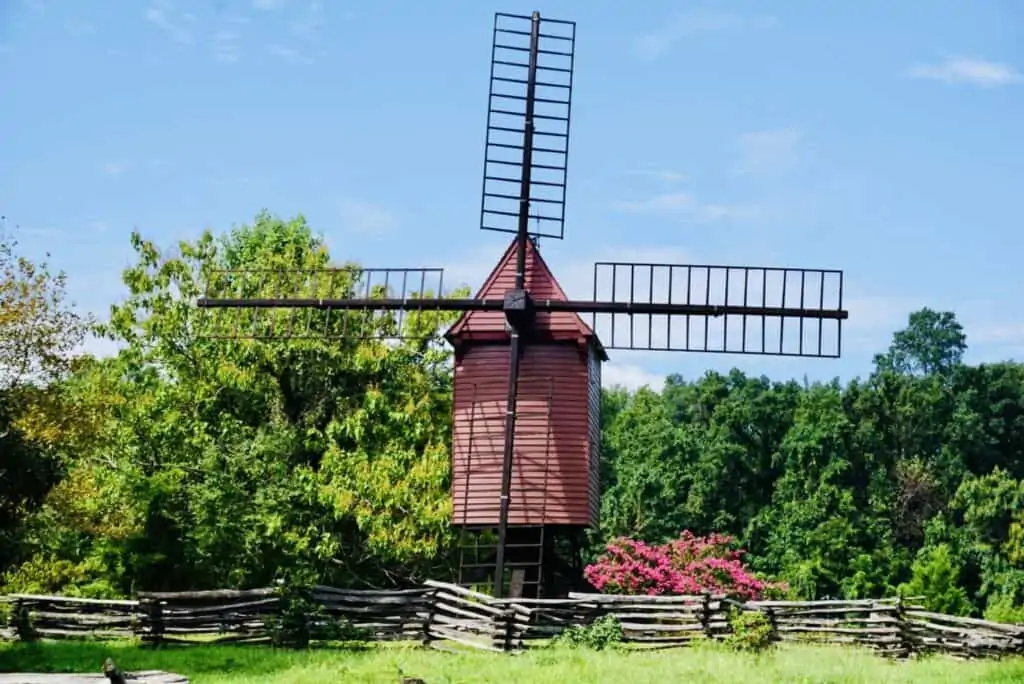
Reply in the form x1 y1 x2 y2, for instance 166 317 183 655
3 211 1024 625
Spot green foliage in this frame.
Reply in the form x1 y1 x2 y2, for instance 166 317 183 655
3 213 1024 628
724 609 775 653
269 581 369 648
898 544 972 616
552 614 624 651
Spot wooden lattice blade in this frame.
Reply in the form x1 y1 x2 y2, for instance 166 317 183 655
196 266 467 342
589 261 848 357
480 12 575 241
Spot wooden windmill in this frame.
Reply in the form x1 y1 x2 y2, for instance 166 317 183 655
196 11 850 599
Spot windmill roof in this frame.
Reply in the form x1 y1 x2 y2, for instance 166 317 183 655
445 236 607 359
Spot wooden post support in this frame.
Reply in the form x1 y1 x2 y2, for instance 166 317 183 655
13 598 35 642
142 599 164 647
700 594 712 639
103 658 126 684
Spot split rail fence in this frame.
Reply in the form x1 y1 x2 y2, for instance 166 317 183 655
3 581 1023 659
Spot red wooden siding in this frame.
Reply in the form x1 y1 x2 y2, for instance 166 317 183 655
446 237 602 348
451 343 594 526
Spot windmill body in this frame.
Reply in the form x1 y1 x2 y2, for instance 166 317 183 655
196 10 850 600
447 237 605 597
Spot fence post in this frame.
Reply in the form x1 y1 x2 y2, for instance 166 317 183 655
765 606 778 644
142 598 164 647
700 593 713 639
894 596 912 659
12 598 35 642
421 589 437 648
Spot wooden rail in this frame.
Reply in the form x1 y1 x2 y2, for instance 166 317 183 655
3 585 1023 659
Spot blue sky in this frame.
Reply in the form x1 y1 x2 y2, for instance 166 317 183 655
2 0 1023 390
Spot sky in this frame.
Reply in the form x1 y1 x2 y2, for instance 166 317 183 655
2 0 1023 390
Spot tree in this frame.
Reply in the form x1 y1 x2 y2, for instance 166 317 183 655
3 212 468 595
0 221 90 393
0 222 91 577
874 308 966 377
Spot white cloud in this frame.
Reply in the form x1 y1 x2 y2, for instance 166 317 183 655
339 200 399 235
100 161 130 177
264 1 323 63
252 0 284 9
210 30 241 63
611 191 757 223
63 20 95 37
612 192 694 214
602 363 666 391
732 128 804 176
145 1 195 46
289 0 323 43
637 11 777 60
907 56 1021 87
627 169 689 183
266 43 308 62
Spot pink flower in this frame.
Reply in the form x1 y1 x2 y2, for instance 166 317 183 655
583 530 783 600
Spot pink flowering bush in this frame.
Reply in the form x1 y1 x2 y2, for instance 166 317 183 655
584 530 785 601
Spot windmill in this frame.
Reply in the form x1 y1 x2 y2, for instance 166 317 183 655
196 11 849 599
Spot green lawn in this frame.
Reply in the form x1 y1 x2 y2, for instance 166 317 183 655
2 640 1024 684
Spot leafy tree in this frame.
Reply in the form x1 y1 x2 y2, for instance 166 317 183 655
0 223 91 577
874 308 966 377
4 212 466 594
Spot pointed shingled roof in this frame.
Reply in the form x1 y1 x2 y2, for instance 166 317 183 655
445 237 606 359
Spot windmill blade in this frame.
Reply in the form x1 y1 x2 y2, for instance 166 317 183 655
480 12 575 241
196 266 461 342
589 262 847 357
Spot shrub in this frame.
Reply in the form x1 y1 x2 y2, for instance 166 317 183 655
584 531 784 600
724 608 775 653
268 582 368 648
553 614 624 651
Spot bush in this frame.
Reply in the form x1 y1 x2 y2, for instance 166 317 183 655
268 582 368 648
552 614 624 651
584 531 784 600
724 608 774 653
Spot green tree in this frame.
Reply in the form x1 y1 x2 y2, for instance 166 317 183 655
874 308 966 377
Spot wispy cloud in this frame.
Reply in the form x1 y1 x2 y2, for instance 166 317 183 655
145 0 195 46
732 128 804 176
613 192 695 214
627 169 689 183
63 20 95 37
637 10 776 60
252 0 285 10
100 161 130 177
210 30 241 63
603 363 667 391
906 56 1021 87
264 0 323 63
339 200 399 235
266 43 313 63
612 186 757 223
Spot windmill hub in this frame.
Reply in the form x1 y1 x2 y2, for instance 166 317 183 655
503 289 535 331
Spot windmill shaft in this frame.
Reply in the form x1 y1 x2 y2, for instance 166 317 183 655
195 296 850 320
495 10 542 600
513 12 541 293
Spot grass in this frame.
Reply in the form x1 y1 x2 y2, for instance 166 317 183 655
2 640 1024 684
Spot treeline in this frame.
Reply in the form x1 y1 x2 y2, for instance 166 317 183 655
1 212 1022 625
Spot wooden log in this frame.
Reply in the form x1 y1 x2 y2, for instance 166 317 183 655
0 669 187 683
136 588 276 601
6 596 138 609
